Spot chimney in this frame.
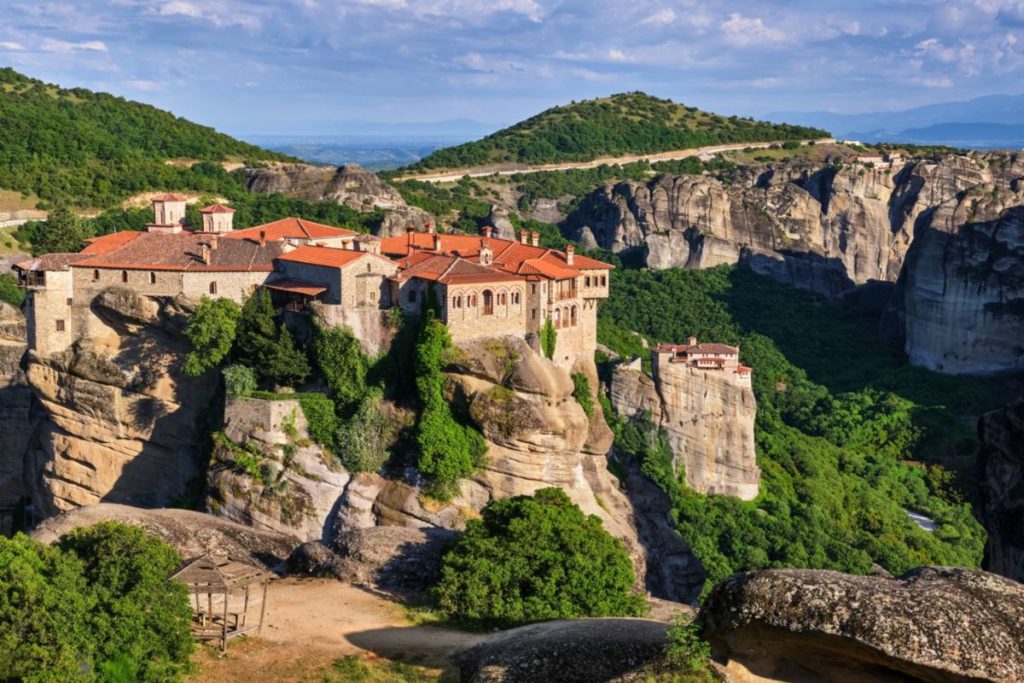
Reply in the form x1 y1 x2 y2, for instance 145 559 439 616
258 230 266 247
427 222 435 234
479 238 493 266
210 235 218 251
531 231 540 247
481 225 493 239
520 229 529 244
565 244 574 266
201 243 211 265
688 336 697 347
433 233 442 251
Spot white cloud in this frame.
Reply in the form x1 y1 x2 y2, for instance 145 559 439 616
720 13 789 47
127 79 162 90
40 38 109 53
0 41 25 51
607 48 627 61
158 1 202 18
640 8 676 27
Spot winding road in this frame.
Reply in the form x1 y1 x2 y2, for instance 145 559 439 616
395 138 835 183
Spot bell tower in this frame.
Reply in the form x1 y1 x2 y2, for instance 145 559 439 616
147 193 188 233
198 204 235 233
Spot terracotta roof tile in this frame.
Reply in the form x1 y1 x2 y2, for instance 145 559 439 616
150 193 187 202
199 203 235 214
13 252 85 272
224 217 357 242
75 231 281 271
264 280 327 296
82 231 143 254
275 246 369 268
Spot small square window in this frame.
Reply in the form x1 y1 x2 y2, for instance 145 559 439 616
66 298 73 306
55 320 65 332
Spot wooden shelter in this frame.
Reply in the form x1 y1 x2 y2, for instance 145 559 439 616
171 554 274 651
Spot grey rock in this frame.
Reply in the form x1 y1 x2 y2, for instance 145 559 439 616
978 396 1024 582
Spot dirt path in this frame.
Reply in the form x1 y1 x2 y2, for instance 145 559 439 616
189 578 483 682
394 138 834 183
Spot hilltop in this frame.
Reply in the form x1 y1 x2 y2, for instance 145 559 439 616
403 92 829 171
0 67 293 208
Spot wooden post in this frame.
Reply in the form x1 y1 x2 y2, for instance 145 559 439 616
242 584 250 628
257 580 269 637
207 592 212 623
221 590 229 652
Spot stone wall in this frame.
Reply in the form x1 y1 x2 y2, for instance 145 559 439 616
23 270 74 357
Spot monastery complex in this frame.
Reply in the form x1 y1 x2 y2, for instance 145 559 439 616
13 195 613 368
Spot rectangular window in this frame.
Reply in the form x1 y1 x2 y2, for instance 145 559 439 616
532 308 537 319
55 320 65 332
66 298 73 306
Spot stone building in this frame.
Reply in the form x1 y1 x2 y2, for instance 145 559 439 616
654 338 751 385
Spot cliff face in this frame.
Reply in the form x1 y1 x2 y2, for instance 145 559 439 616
24 289 217 517
977 397 1024 583
0 302 33 518
246 163 434 237
610 361 759 500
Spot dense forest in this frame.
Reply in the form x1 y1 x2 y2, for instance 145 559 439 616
404 92 829 170
597 265 997 596
0 68 291 208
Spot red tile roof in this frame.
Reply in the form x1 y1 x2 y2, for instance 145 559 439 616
82 231 144 254
13 252 85 272
224 217 357 242
74 231 281 271
151 193 187 202
393 254 522 285
199 203 235 214
264 280 327 296
275 246 369 268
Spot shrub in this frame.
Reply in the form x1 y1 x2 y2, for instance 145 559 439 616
663 616 714 680
434 487 644 626
571 372 594 418
222 364 256 397
296 392 339 448
336 389 397 472
0 273 25 308
183 297 241 376
312 323 368 415
541 317 556 359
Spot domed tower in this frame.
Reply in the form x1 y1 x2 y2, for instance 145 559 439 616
198 204 235 233
147 193 188 233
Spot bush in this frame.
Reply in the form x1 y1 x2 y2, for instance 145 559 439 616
184 297 241 376
336 389 398 472
434 488 644 626
236 290 309 387
312 323 368 415
663 617 714 680
296 392 339 448
0 273 25 308
571 372 594 418
223 364 256 397
541 317 556 359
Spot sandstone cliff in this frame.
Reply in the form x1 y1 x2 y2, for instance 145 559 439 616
610 361 759 500
24 289 217 517
246 163 434 237
0 302 33 525
977 396 1024 583
699 567 1024 682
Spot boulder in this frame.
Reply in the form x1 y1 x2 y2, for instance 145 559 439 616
454 618 670 683
699 567 1024 682
31 503 299 571
978 397 1024 582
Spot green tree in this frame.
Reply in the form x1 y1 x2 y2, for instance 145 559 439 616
0 273 26 308
336 388 398 472
541 317 557 360
183 296 241 376
434 488 644 626
235 290 309 388
312 323 368 414
34 203 84 255
58 522 193 682
222 364 256 397
572 372 594 418
264 323 310 388
0 534 91 682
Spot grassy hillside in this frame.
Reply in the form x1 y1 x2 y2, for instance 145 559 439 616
598 265 1001 596
405 92 829 171
0 67 293 208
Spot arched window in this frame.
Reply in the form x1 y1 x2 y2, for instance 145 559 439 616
570 305 578 326
482 290 494 315
121 270 128 283
512 291 520 305
408 289 417 303
553 308 561 328
209 281 218 295
149 272 157 284
92 269 99 282
497 291 506 306
453 295 462 308
468 294 477 307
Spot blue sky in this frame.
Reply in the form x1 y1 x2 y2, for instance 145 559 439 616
1 0 1022 135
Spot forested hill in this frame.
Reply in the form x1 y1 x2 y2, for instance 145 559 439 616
0 67 293 208
404 92 830 171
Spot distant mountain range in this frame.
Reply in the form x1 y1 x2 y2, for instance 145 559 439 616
243 134 478 171
768 94 1024 149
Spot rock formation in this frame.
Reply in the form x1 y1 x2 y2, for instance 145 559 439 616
610 360 759 500
455 618 671 683
978 396 1024 582
0 301 33 526
24 290 218 517
245 162 434 237
207 397 350 542
32 502 299 570
699 567 1024 683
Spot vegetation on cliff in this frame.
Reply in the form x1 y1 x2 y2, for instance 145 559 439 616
434 488 644 626
0 67 291 208
599 265 991 595
405 92 828 170
0 522 193 682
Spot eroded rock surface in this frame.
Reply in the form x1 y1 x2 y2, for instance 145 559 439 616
0 302 33 515
31 502 299 570
25 291 217 517
699 567 1024 683
978 396 1024 582
610 361 759 500
455 618 670 683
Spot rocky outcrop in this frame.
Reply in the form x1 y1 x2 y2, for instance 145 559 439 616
245 162 434 237
610 361 759 500
208 397 350 542
31 503 299 570
898 201 1024 375
488 204 516 241
455 618 671 683
699 567 1024 683
0 302 33 519
25 291 217 518
978 397 1024 582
